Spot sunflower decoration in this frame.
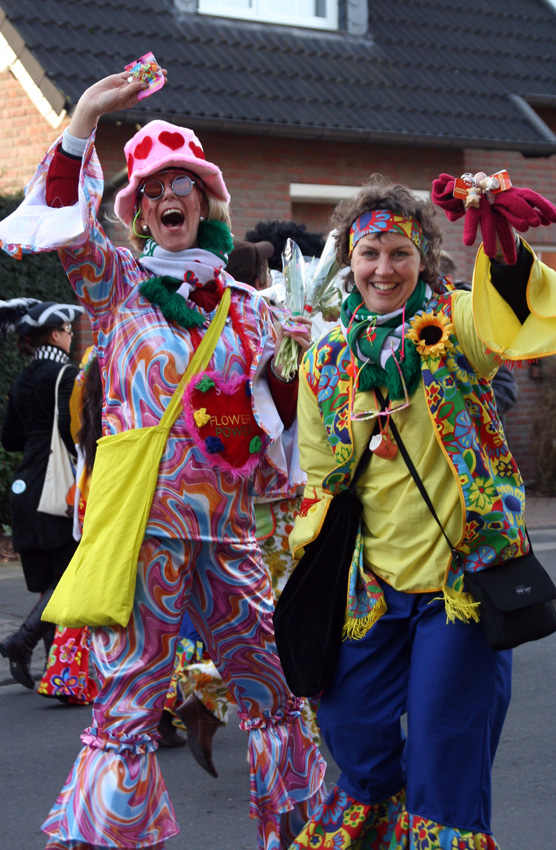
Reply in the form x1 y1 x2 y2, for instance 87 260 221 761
407 311 454 358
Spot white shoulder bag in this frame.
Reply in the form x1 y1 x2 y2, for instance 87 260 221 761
37 364 76 516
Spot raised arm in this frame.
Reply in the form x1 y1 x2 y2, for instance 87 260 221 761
67 71 161 139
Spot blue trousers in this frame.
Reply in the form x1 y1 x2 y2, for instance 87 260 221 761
318 578 512 834
178 608 203 644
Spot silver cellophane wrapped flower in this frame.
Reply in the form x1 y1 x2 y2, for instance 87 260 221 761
274 233 343 379
274 239 307 380
304 230 341 320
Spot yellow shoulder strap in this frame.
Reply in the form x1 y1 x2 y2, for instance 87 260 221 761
161 286 232 429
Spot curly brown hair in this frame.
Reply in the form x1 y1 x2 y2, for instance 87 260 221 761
331 174 443 289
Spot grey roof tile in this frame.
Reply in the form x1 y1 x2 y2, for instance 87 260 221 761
2 0 556 152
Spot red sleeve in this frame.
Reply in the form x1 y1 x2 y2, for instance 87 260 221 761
45 145 81 208
267 363 299 429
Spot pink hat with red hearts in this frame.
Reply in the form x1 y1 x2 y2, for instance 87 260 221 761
114 120 230 226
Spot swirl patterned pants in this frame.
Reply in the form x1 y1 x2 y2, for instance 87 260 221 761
43 535 324 850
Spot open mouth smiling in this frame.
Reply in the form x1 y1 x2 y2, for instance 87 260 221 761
161 208 185 228
372 281 398 291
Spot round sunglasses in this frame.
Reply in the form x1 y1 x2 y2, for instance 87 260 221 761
139 174 197 201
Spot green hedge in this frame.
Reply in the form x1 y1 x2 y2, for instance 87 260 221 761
0 193 79 526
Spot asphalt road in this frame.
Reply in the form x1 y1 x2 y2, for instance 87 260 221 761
1 525 555 850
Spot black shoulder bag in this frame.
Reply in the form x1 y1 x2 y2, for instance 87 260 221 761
377 388 556 651
273 418 380 698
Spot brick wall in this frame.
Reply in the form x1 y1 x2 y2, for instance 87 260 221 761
503 365 542 487
98 128 556 489
2 71 553 488
0 71 69 194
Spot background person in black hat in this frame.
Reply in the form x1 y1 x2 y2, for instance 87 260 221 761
0 298 84 689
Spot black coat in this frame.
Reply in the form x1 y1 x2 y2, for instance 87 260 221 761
2 355 78 552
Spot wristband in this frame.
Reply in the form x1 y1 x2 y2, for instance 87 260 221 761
268 357 297 384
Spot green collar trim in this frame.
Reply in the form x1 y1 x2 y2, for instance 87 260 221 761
139 276 206 329
197 220 234 263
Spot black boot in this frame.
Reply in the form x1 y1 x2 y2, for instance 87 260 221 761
157 709 188 748
43 624 56 661
0 589 54 689
175 694 223 777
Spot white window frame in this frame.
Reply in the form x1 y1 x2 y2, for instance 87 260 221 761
198 0 338 31
530 243 556 259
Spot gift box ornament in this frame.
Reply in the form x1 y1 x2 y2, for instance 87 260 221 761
125 51 165 100
182 370 266 479
453 170 512 210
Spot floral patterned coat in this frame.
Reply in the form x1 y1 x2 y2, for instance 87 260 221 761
291 243 556 625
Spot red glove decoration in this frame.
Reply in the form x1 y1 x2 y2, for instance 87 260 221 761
432 173 556 264
431 174 464 221
493 186 556 230
516 187 556 225
431 173 506 255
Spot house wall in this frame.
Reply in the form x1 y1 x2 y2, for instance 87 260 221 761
1 73 553 489
94 125 556 490
0 70 69 193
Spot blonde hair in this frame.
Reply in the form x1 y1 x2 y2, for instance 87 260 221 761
207 196 231 228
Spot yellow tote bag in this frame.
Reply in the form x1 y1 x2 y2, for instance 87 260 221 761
43 289 231 628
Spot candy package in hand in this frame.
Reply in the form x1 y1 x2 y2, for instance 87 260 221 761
125 52 165 100
432 171 556 264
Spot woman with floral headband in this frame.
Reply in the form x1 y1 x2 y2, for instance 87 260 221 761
287 173 556 849
0 70 323 850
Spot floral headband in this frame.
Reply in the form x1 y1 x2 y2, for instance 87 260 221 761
349 209 429 257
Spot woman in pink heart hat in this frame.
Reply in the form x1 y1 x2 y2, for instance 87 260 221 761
0 69 322 850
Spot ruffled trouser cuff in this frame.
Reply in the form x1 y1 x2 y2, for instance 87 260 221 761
41 729 179 849
45 843 165 850
288 784 501 850
242 700 326 850
42 703 325 850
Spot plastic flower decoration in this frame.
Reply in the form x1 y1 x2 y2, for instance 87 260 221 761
407 311 454 358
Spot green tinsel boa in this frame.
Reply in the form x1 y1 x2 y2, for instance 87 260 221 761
197 220 234 263
139 276 206 329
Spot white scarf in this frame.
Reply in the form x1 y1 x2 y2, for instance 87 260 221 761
140 240 225 300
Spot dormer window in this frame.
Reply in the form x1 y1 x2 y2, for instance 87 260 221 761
198 0 338 30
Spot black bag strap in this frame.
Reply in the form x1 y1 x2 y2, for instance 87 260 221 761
349 401 385 491
374 387 465 569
